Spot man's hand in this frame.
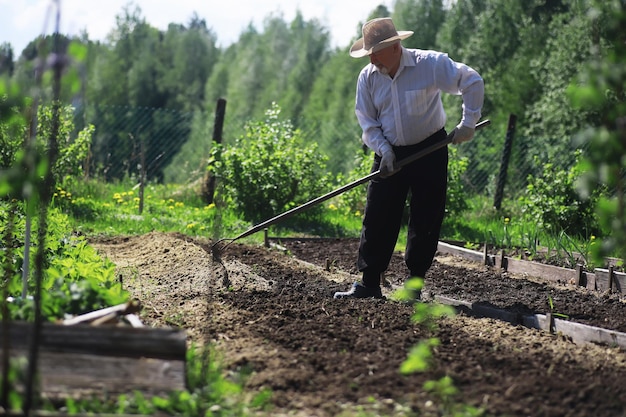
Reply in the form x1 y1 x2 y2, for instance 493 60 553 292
452 124 475 144
380 148 399 178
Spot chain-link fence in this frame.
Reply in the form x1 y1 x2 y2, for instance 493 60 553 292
80 105 583 208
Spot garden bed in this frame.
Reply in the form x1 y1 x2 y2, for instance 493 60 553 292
88 232 626 417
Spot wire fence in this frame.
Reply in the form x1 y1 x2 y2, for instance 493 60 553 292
79 104 583 208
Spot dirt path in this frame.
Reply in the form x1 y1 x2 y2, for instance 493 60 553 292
90 232 626 417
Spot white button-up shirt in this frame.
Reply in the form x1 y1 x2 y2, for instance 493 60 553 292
355 47 484 156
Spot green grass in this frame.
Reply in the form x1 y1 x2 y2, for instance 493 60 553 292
57 179 605 269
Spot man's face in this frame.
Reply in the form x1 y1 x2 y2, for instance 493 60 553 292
369 43 399 75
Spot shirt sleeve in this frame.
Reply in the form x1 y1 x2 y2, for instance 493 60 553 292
354 69 392 156
435 53 484 128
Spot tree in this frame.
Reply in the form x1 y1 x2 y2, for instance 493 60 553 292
0 43 14 77
216 103 331 223
279 12 331 122
160 14 220 113
392 0 445 50
85 4 184 181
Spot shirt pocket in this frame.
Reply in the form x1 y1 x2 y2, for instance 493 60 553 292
405 89 429 116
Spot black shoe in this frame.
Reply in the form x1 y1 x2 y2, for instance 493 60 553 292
333 282 384 299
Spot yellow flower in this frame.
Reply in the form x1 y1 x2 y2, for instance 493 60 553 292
134 197 140 202
205 203 216 210
186 223 196 229
113 193 121 200
504 217 510 224
355 211 361 217
175 202 184 208
328 204 337 210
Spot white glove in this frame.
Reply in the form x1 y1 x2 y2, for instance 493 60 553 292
379 147 399 178
452 124 475 144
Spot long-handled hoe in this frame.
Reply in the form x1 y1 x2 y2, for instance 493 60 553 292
211 120 491 280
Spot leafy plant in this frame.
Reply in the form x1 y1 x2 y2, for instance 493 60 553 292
395 279 482 415
547 295 569 319
213 103 332 224
518 151 602 237
447 145 470 215
568 0 626 265
337 151 371 215
2 204 128 321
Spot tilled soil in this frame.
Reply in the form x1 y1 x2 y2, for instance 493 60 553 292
90 232 626 417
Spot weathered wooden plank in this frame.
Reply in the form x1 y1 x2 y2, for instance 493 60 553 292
435 295 626 349
62 301 141 326
584 271 597 290
523 314 626 348
436 241 626 295
503 257 579 284
614 271 626 293
1 321 186 361
5 349 186 398
436 242 484 264
594 268 612 292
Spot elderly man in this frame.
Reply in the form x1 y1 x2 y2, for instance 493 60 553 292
334 17 484 299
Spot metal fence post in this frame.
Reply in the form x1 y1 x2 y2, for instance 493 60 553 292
494 114 517 210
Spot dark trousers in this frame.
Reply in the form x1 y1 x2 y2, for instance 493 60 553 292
358 128 448 287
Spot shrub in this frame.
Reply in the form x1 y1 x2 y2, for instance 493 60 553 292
337 151 371 214
518 151 601 237
214 103 332 224
447 146 470 215
36 104 93 183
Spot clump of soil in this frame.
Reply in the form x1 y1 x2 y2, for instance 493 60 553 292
91 232 626 417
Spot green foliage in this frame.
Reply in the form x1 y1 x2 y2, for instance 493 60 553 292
2 204 128 321
36 104 93 183
336 151 371 215
401 338 440 373
393 0 445 50
0 100 93 198
215 103 332 224
518 151 601 237
0 358 27 411
397 277 455 372
568 0 626 263
447 146 470 215
0 93 26 169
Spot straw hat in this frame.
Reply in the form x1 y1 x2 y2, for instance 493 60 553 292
349 17 413 58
